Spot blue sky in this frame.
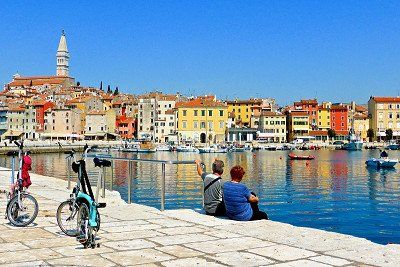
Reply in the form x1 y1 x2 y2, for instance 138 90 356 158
1 1 400 105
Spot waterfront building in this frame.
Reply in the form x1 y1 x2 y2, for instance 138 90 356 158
354 114 369 141
84 109 117 140
3 105 27 140
0 104 8 137
31 100 54 134
43 108 83 139
155 109 177 143
176 97 228 143
116 115 136 139
286 110 309 142
137 98 157 140
317 102 331 130
294 99 318 130
330 104 348 133
23 105 38 140
257 111 286 143
368 96 400 141
226 99 263 128
227 128 257 142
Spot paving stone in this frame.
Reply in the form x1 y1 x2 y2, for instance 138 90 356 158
147 218 193 227
0 242 29 253
53 244 114 257
48 255 116 266
149 233 217 246
0 248 62 264
102 248 175 265
103 239 157 251
248 244 318 261
156 245 204 258
105 222 163 233
100 219 149 228
0 228 56 242
267 259 332 267
207 251 275 266
204 230 242 239
1 261 49 267
185 236 273 253
101 229 164 241
161 257 225 267
23 237 80 249
326 247 400 266
310 255 352 266
156 226 206 235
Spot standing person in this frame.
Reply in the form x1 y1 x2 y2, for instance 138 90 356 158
194 159 226 216
380 149 388 158
223 165 268 221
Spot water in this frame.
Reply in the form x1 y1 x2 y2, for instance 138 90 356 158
1 149 399 244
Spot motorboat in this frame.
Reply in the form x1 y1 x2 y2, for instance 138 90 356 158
343 140 363 151
288 153 315 160
176 144 198 152
156 144 172 151
365 158 398 168
198 145 228 153
386 143 400 150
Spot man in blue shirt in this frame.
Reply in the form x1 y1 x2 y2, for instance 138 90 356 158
223 165 268 221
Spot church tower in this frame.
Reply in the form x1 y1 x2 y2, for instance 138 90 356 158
56 30 69 76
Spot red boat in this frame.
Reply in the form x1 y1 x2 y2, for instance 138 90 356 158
288 153 315 160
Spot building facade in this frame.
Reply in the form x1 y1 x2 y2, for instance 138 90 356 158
257 112 286 143
287 111 309 142
368 96 400 141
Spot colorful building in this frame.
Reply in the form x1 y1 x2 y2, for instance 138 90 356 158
257 111 286 143
317 102 331 130
368 96 400 141
294 99 318 130
330 104 348 133
176 98 228 143
286 110 309 141
227 99 262 128
117 115 136 139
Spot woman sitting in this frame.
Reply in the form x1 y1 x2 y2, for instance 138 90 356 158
223 166 268 221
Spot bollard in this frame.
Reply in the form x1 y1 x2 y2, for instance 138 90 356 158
110 161 114 191
127 161 132 204
161 163 166 211
67 157 71 189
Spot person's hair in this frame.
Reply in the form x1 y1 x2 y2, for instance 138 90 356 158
230 166 245 181
212 160 224 175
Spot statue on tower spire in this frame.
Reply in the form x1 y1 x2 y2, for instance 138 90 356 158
56 30 69 76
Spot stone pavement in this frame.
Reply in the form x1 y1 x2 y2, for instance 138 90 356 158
0 168 399 266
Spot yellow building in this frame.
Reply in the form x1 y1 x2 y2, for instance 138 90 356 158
176 98 228 143
368 96 400 141
227 99 262 127
287 110 310 142
317 102 331 130
354 114 369 141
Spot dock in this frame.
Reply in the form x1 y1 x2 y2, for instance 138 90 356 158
0 168 399 266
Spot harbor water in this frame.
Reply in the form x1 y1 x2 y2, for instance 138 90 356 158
0 149 399 245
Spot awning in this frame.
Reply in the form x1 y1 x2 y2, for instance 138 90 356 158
1 130 23 137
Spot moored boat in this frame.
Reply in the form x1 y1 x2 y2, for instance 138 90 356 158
176 144 198 152
288 153 315 160
365 158 398 168
156 144 172 151
198 145 228 153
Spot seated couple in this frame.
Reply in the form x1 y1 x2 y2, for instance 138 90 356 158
195 159 268 221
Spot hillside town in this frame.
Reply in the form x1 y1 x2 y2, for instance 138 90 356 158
0 32 397 145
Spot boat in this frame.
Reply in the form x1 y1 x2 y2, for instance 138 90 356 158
156 144 172 151
176 144 198 152
365 158 398 168
122 140 156 153
343 105 363 151
386 143 400 150
198 145 228 153
229 144 245 152
288 153 315 160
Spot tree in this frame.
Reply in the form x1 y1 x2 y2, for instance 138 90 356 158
29 80 33 87
99 81 103 91
367 128 374 142
385 128 393 141
76 81 80 86
328 128 336 142
107 85 111 94
113 86 119 95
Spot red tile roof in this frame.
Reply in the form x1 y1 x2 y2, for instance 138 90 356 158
176 99 226 108
8 76 70 87
261 111 285 117
289 111 309 116
371 96 400 103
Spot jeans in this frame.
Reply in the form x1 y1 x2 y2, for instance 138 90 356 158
250 192 269 221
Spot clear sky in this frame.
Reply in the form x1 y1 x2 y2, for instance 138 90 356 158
1 1 400 106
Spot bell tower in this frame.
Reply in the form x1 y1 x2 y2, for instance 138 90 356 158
56 30 69 76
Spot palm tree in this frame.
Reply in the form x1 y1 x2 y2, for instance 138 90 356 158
328 128 336 143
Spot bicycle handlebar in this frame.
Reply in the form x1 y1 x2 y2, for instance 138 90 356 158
14 141 23 149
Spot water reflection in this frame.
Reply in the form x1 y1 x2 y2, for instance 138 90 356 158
0 149 399 244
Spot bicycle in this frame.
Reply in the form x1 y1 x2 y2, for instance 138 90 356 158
5 141 39 227
56 145 109 248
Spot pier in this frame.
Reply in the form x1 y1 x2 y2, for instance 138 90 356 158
0 168 399 266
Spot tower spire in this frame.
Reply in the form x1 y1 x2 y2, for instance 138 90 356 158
56 30 69 76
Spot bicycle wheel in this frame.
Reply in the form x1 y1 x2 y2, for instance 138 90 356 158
76 203 91 247
56 200 79 236
7 193 38 227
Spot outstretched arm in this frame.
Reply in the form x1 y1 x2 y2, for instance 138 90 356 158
195 159 204 176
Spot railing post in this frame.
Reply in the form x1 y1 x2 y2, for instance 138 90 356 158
102 166 106 198
67 157 71 189
161 163 166 211
128 161 132 204
110 161 114 191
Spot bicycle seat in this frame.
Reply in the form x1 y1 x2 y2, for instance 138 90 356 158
71 161 80 173
93 158 111 168
6 151 18 157
97 202 106 208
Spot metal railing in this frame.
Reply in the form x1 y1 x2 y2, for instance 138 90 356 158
67 153 196 211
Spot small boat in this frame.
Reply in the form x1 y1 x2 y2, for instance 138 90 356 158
386 144 400 150
176 144 198 152
156 144 172 151
365 158 398 168
288 153 315 160
198 145 228 153
343 140 363 151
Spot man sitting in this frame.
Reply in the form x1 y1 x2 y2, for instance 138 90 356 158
195 159 226 216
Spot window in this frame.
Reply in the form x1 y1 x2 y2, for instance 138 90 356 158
200 121 206 129
194 121 198 128
89 126 92 131
219 121 224 128
66 126 69 130
208 110 213 116
194 110 198 116
201 110 205 116
219 110 223 116
208 121 213 129
389 113 393 119
183 110 187 116
182 121 187 129
265 121 268 125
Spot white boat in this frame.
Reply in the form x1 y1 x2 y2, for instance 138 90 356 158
366 158 398 168
344 105 363 151
198 145 228 153
343 140 363 151
176 144 198 152
156 144 171 151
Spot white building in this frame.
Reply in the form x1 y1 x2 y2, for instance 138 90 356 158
257 111 287 143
